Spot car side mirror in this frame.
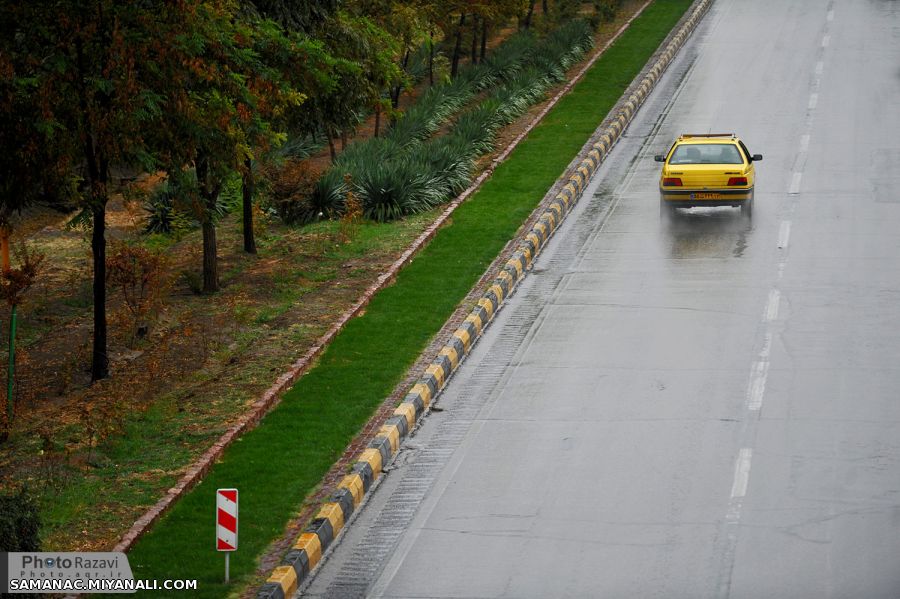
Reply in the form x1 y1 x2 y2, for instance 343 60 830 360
752 154 763 161
654 155 665 162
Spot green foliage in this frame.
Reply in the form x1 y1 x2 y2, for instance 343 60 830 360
144 172 242 236
425 135 477 197
297 169 348 224
144 178 198 236
355 157 445 221
299 11 401 144
271 135 323 162
247 0 338 33
479 31 537 82
593 0 624 24
0 488 41 552
448 106 500 154
294 18 594 224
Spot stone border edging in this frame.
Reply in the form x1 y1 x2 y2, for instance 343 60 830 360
257 0 713 597
108 0 656 558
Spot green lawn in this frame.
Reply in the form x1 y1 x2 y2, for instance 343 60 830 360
123 1 695 596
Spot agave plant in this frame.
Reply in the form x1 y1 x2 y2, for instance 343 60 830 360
271 134 322 162
386 79 476 148
144 173 202 234
355 158 445 222
335 137 404 171
449 106 501 155
300 168 348 223
423 136 477 198
481 31 537 84
144 193 196 235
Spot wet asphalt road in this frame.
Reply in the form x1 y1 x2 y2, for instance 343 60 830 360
303 0 900 597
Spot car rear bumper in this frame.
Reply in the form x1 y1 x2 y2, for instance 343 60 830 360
660 187 752 207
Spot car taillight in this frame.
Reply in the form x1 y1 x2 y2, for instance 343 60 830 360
662 177 682 186
727 177 748 186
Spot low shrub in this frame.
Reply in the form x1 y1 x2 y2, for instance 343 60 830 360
480 31 537 83
271 134 321 162
143 176 198 235
297 168 348 224
144 171 242 235
355 158 445 222
267 160 321 224
424 136 477 197
447 106 501 154
0 488 41 552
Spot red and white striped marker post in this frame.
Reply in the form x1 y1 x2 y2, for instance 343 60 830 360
216 488 238 582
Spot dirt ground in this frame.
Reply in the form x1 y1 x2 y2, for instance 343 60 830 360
0 0 647 553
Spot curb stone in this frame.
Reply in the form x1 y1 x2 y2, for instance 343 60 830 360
257 0 713 597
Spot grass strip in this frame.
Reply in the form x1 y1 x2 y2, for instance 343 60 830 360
123 2 695 595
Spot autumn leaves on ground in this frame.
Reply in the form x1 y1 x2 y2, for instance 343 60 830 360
0 0 640 555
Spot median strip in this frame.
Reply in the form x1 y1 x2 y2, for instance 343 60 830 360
118 2 703 597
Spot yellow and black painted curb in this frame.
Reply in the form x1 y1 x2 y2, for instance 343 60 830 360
256 1 712 597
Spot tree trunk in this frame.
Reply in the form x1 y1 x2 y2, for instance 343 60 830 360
84 139 110 382
90 202 108 380
374 102 381 138
201 218 218 293
428 31 434 86
451 14 466 78
523 1 536 29
470 16 478 65
481 19 488 62
0 227 9 272
391 49 410 111
195 155 220 293
241 157 256 254
542 0 549 17
327 132 336 162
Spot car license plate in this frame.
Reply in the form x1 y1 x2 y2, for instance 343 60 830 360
692 192 721 200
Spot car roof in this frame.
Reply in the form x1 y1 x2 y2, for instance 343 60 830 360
676 133 741 144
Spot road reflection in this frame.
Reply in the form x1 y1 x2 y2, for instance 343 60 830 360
663 207 752 259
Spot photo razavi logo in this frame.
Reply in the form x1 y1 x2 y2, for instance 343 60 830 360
2 551 142 594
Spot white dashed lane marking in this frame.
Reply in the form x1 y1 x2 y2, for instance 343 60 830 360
777 221 792 249
764 289 781 322
789 172 802 195
730 449 753 499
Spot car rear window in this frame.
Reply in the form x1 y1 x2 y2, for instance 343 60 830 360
669 143 744 165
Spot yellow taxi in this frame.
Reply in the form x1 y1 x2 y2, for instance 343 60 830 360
655 133 762 217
